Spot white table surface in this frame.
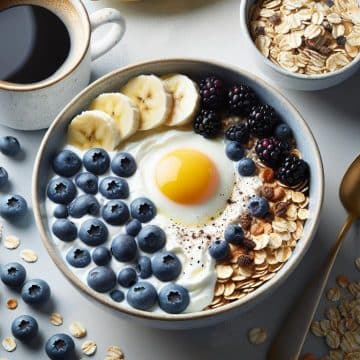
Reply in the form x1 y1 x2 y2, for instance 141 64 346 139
1 0 360 359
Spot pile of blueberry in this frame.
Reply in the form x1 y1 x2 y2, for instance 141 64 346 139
47 148 190 314
0 136 28 220
0 263 72 359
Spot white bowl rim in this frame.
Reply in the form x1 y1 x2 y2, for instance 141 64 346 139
239 0 360 81
32 57 324 323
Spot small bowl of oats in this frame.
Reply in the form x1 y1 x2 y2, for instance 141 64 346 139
240 0 360 90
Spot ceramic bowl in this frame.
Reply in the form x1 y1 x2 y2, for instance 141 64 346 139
239 0 360 91
32 59 324 329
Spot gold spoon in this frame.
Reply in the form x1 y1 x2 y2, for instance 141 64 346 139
268 154 360 360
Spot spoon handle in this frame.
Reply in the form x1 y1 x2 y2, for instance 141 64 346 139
267 215 355 360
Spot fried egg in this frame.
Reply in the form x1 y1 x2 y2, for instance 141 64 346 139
132 130 235 225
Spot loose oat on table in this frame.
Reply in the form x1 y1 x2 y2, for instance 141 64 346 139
49 312 63 326
1 337 16 352
250 0 360 75
248 327 268 345
69 321 87 338
81 340 97 356
20 249 38 263
327 287 341 302
6 298 18 310
105 346 125 360
4 235 20 250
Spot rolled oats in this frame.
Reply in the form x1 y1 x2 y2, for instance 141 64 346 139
82 340 97 356
327 288 341 302
69 321 87 338
326 330 341 349
20 249 38 263
1 337 16 352
105 346 125 360
337 274 350 288
49 312 63 326
311 320 326 336
6 298 18 310
4 235 20 250
248 327 268 345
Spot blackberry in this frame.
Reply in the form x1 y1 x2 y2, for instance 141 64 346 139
277 155 310 187
224 123 249 144
248 104 279 137
255 137 285 168
227 84 258 116
193 109 221 138
199 76 225 110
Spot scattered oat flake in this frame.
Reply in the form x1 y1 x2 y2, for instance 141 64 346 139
1 337 16 352
82 340 97 356
69 321 86 338
49 312 63 326
326 330 341 349
248 327 268 345
4 235 20 250
20 249 38 263
6 298 18 310
311 320 326 337
327 288 341 302
216 264 234 279
105 346 125 360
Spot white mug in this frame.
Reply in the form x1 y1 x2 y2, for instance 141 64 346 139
0 0 126 130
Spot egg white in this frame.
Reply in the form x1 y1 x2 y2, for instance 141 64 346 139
128 130 236 225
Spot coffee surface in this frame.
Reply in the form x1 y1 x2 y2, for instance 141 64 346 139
0 5 71 84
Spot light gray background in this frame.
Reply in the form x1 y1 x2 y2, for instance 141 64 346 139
0 0 359 359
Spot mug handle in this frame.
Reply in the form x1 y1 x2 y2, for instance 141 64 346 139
89 8 126 61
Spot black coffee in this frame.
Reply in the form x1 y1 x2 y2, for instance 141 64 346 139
0 5 71 84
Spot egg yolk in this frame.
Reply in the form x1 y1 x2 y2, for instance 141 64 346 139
155 149 219 205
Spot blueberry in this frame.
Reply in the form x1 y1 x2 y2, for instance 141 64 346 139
136 256 152 279
247 196 269 218
68 194 100 218
208 240 229 261
275 123 292 140
130 197 156 223
87 266 116 293
117 267 138 288
45 333 75 360
21 279 51 305
0 194 27 219
224 224 244 245
238 158 256 176
111 234 137 262
66 247 91 268
75 172 98 194
152 251 181 282
47 177 77 204
53 205 68 219
83 148 110 175
125 219 142 236
111 152 137 177
127 281 158 311
79 218 108 246
0 136 20 156
158 283 190 314
92 246 111 266
0 167 8 187
11 315 38 342
52 150 81 177
52 219 77 242
102 200 130 225
110 289 125 302
225 141 245 161
0 262 26 287
99 176 129 199
137 225 166 253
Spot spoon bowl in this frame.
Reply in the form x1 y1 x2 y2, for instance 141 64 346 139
340 155 360 216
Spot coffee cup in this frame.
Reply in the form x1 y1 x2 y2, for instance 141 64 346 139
0 1 126 130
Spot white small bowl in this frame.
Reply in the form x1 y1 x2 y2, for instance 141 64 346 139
239 0 360 91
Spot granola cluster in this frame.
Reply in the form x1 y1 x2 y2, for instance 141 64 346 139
208 151 309 309
250 0 360 75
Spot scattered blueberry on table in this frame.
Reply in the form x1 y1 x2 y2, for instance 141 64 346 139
0 262 26 288
11 315 39 342
0 135 21 156
45 333 75 360
0 194 28 219
21 279 51 305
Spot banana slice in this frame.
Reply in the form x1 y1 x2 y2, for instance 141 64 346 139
121 75 173 131
89 93 140 141
162 74 200 126
67 110 120 151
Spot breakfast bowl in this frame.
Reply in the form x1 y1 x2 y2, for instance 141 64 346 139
33 58 324 329
240 0 360 91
